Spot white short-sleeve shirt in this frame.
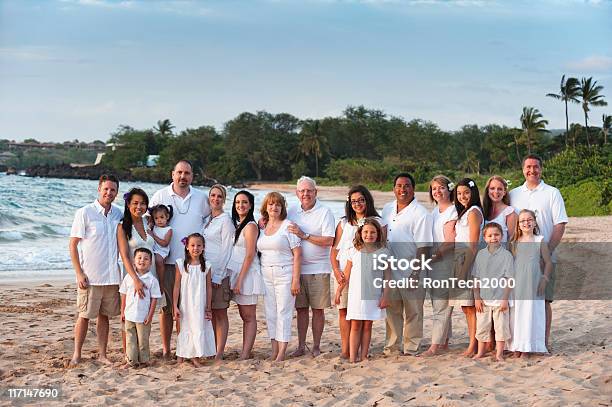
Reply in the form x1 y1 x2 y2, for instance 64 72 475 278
382 198 433 262
472 246 515 307
431 205 458 244
119 271 162 323
288 200 336 274
203 212 236 284
150 184 211 264
70 200 123 286
257 219 301 268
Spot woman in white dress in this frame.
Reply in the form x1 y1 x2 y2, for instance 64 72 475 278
117 188 157 352
228 190 265 360
331 185 385 359
202 184 235 362
451 178 483 357
173 233 216 366
482 176 517 244
510 209 552 357
257 192 302 362
421 175 457 356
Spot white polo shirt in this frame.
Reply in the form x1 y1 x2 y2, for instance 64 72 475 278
70 200 123 286
382 198 433 264
509 181 568 261
150 184 211 264
288 200 336 274
119 272 162 323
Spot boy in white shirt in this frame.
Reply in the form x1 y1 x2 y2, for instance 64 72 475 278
473 222 514 362
119 248 162 368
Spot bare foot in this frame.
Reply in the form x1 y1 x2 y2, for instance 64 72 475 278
472 353 485 360
461 349 476 358
495 354 505 362
67 357 81 367
162 353 173 361
213 358 223 366
340 353 349 360
99 356 113 365
291 347 306 357
419 346 440 357
311 347 321 357
120 362 133 370
177 357 184 364
192 358 203 368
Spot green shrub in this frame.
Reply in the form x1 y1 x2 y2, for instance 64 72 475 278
560 177 612 217
325 159 398 185
544 146 611 189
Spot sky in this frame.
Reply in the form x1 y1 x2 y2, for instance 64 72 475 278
0 0 611 142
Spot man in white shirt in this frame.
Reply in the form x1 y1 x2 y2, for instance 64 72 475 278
149 160 211 358
69 174 130 366
509 154 568 350
287 176 336 357
382 173 433 355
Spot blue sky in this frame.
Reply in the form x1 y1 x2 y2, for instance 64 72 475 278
0 0 610 142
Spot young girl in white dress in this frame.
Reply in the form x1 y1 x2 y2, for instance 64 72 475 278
331 185 385 359
451 178 484 357
509 209 552 357
482 176 517 244
173 233 216 366
334 218 391 363
149 204 173 287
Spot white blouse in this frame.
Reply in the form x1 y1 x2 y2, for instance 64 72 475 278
431 205 458 244
257 219 301 268
455 206 483 245
202 212 236 284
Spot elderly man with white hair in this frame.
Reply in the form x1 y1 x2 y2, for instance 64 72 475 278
287 176 336 357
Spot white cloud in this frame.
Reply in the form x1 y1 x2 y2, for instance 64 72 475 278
566 56 612 72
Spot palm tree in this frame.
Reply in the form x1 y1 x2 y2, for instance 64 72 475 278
578 77 608 147
520 107 549 154
297 119 328 177
602 114 611 145
546 75 579 146
154 119 175 137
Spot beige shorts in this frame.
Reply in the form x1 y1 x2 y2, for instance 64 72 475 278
295 273 331 309
160 264 176 315
476 305 511 342
333 277 349 309
211 277 231 310
77 285 120 319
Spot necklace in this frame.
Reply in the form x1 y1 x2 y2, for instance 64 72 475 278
171 194 191 215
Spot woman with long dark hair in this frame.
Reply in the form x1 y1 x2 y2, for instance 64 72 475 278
227 190 265 360
330 185 384 358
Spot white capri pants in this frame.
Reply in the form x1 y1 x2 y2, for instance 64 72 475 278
262 265 295 343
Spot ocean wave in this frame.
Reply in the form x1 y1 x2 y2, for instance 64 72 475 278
0 230 24 241
0 211 32 227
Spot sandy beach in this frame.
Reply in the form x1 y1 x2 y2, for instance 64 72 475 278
1 188 611 405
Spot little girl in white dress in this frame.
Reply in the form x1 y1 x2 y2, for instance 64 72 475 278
173 233 216 366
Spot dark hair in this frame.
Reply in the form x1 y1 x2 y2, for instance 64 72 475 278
393 172 415 188
174 160 193 171
483 222 503 236
454 178 482 220
133 247 153 260
183 233 206 273
260 192 287 223
150 204 173 225
521 154 543 167
482 175 510 220
99 174 119 190
232 190 257 244
353 217 386 251
344 185 380 225
122 188 149 240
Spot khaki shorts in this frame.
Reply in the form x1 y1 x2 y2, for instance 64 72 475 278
476 305 511 342
211 277 231 310
160 264 176 315
77 285 120 319
545 264 556 302
333 277 349 309
295 274 331 309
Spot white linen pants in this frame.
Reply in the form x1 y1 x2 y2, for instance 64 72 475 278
262 265 295 343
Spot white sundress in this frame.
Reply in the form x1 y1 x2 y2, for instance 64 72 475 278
175 260 216 358
450 206 483 307
346 247 388 321
510 235 547 353
227 221 265 297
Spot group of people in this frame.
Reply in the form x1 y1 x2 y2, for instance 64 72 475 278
68 154 567 367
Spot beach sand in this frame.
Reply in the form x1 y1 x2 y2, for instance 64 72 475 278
1 213 611 405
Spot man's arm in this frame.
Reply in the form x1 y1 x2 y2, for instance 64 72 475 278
548 223 566 253
69 237 88 289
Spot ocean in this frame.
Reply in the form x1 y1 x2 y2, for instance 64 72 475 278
0 175 346 279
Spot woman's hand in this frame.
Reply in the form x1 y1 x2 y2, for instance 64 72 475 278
233 278 243 295
205 307 212 321
291 278 301 296
537 275 548 297
378 295 389 309
173 307 181 321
